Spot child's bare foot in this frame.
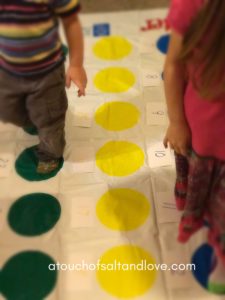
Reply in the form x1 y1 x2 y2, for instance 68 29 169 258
37 160 60 174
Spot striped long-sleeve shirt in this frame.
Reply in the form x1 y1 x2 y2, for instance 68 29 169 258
0 0 80 76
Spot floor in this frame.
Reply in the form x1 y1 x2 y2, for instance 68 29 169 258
82 0 169 12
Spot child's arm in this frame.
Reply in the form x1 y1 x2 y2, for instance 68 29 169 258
62 15 87 97
163 31 191 156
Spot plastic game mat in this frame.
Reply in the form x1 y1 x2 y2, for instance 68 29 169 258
0 8 223 300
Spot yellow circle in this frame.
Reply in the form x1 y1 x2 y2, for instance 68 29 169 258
96 245 157 298
96 141 145 177
93 36 132 60
95 102 140 131
96 189 150 230
94 67 135 93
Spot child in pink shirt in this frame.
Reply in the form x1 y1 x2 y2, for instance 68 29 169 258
164 0 225 294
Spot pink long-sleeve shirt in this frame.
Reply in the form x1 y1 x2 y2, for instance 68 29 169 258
167 0 225 160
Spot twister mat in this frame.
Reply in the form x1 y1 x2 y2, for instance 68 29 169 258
0 8 223 300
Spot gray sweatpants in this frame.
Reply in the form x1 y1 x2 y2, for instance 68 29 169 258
0 64 68 160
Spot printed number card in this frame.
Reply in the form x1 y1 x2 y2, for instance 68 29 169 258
147 142 173 168
70 96 103 128
155 191 181 224
0 153 14 178
146 102 168 126
142 70 161 87
71 197 96 228
65 252 94 291
73 102 96 128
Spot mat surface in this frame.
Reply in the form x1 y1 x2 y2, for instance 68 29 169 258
0 9 221 300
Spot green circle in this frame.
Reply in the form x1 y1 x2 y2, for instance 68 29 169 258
1 251 57 300
23 126 38 136
15 145 64 181
8 193 61 236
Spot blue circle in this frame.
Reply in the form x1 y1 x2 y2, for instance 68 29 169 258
157 34 170 54
192 244 214 289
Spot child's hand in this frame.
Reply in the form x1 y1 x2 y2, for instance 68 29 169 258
66 66 87 97
163 121 192 156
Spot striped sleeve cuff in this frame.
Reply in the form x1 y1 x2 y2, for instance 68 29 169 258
54 0 81 18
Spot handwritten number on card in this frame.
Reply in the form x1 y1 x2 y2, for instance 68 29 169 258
152 110 165 116
142 71 161 87
155 151 166 158
0 153 14 177
0 158 9 168
146 74 158 80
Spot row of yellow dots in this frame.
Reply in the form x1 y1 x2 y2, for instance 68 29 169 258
92 36 157 298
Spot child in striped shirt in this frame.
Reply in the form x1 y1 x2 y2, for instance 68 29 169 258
0 0 87 174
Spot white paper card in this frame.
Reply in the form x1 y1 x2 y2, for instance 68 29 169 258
63 146 95 174
161 238 194 289
71 197 96 228
0 153 14 178
163 254 194 289
142 70 161 87
72 102 97 128
147 102 168 125
65 252 94 291
155 192 181 224
139 36 156 54
148 142 173 168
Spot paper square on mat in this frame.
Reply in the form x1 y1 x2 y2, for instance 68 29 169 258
139 38 155 54
155 192 181 224
161 232 194 289
0 153 14 178
142 70 161 87
148 142 173 168
147 102 168 125
63 146 95 174
163 255 194 289
65 252 94 291
71 197 96 228
72 102 97 128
